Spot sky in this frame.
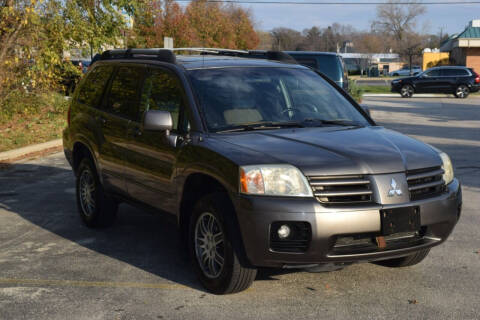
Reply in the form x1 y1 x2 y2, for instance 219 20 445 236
235 1 480 36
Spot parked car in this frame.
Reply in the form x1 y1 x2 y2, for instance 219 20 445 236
63 49 462 294
247 50 349 90
285 51 349 90
389 66 422 77
391 66 480 98
62 59 91 96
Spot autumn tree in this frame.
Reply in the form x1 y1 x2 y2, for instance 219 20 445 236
225 4 259 50
130 0 258 49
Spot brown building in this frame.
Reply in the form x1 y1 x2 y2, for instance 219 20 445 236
441 20 480 72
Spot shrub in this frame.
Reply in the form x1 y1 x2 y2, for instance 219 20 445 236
0 90 69 123
348 79 363 103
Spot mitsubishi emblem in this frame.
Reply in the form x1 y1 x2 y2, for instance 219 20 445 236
388 178 403 197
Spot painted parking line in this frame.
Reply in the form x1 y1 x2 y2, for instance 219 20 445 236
0 278 189 290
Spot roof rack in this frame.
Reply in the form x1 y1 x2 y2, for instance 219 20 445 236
173 48 249 55
100 49 176 64
247 50 297 64
174 48 296 63
98 48 297 64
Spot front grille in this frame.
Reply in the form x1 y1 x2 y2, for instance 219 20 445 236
407 166 445 201
270 222 311 253
307 175 373 205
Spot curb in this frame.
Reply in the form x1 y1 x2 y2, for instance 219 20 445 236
0 139 63 162
363 93 452 98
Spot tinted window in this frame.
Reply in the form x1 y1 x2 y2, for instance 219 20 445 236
105 66 143 119
139 69 185 130
189 67 368 131
77 65 113 106
425 69 441 77
294 58 317 69
289 54 342 82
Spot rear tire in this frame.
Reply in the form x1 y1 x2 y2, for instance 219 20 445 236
400 84 414 98
455 85 469 99
189 193 257 294
373 248 430 268
76 158 118 228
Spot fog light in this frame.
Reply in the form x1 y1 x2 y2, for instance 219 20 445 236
277 224 291 239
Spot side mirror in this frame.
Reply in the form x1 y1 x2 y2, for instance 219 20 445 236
360 104 371 117
143 110 173 132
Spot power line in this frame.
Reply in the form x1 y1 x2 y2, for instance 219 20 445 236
175 0 480 4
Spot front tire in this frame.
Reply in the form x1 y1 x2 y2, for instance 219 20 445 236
400 84 414 98
76 158 118 228
373 248 430 268
455 85 469 99
189 194 257 294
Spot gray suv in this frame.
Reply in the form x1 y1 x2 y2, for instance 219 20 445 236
63 49 462 294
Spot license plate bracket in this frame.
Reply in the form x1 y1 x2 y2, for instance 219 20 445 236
380 206 420 236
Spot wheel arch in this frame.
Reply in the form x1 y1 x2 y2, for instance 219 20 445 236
178 172 252 267
72 140 97 177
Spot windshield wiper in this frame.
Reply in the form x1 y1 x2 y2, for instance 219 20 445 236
302 118 364 127
215 121 305 133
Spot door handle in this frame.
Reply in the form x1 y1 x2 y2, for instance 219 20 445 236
98 116 107 125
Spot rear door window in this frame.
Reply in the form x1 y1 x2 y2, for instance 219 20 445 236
77 65 113 106
425 69 441 77
104 66 144 120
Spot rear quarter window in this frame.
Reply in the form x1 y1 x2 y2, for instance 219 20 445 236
77 65 113 106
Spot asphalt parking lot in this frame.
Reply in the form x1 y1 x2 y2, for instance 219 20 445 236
1 97 479 320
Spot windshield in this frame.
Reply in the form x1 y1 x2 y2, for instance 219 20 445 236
188 67 369 132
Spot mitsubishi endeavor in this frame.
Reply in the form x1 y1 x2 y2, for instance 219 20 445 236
63 49 462 294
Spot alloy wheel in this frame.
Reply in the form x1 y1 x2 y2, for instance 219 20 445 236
401 85 413 98
194 212 225 279
79 169 96 216
456 85 469 98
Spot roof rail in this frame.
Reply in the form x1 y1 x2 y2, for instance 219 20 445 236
174 48 297 64
173 48 249 55
100 49 176 64
248 50 297 64
98 48 297 65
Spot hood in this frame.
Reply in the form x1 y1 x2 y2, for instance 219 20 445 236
211 126 441 176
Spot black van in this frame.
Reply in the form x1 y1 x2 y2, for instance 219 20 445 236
285 51 349 90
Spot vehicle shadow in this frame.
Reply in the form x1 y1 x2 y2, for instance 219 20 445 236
0 162 292 292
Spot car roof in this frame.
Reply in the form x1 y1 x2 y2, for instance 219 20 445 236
175 55 309 70
96 55 309 71
428 66 468 70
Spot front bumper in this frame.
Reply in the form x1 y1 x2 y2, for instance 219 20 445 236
234 179 461 268
391 82 402 93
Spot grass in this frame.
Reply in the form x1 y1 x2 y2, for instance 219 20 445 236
0 91 68 153
350 75 398 81
357 85 392 94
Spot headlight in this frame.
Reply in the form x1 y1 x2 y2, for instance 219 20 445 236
439 151 454 184
428 145 454 184
240 164 313 197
